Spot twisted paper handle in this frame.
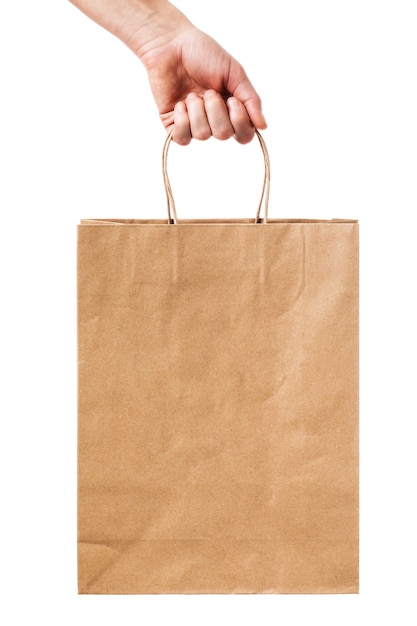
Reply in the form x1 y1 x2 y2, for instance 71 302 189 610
162 129 271 224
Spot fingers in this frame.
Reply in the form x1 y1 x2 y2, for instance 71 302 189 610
185 93 211 141
239 92 267 132
172 90 259 145
226 97 256 144
173 101 192 145
203 90 234 140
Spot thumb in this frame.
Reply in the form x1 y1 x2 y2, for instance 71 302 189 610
235 78 267 130
226 62 267 129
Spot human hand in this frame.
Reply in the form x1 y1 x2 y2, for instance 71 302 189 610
137 22 267 145
68 0 267 145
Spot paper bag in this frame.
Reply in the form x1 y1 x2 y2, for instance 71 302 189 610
77 132 359 594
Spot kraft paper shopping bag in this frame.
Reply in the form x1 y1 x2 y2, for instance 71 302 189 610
77 131 359 594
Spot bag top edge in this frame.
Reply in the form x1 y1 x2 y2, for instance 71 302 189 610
79 218 358 225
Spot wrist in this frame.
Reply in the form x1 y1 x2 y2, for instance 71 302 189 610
118 1 193 60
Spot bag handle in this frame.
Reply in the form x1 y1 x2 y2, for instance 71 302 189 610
162 129 271 224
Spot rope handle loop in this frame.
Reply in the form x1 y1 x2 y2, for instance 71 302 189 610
162 129 270 224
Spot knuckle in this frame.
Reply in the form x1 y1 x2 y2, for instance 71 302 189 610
194 128 212 141
235 132 254 145
234 126 255 144
214 127 234 141
173 133 191 146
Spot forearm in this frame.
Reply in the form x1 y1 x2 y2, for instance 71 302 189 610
68 0 192 57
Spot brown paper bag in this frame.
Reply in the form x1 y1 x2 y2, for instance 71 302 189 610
77 132 359 594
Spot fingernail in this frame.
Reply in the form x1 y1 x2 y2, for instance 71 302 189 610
175 101 186 113
204 89 218 99
228 97 240 110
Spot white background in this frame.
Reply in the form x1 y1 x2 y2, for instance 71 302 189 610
1 0 416 623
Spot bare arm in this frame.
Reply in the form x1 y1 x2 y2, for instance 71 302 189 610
69 0 267 144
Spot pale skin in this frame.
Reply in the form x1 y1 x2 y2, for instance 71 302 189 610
68 0 267 144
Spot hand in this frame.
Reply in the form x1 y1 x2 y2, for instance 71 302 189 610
138 24 267 145
68 0 267 145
